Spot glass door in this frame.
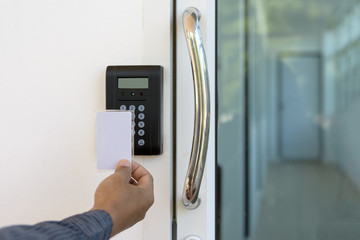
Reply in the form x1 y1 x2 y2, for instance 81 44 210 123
216 0 246 238
217 0 360 239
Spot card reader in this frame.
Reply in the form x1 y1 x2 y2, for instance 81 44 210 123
106 65 163 155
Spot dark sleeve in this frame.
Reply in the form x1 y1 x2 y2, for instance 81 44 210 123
0 210 113 240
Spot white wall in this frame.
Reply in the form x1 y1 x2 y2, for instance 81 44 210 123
322 51 360 184
330 99 360 188
0 1 171 239
321 6 360 188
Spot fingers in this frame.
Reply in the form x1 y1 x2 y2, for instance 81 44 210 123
114 159 132 183
131 161 151 180
131 161 154 191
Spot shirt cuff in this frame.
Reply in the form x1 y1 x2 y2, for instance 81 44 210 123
61 210 113 239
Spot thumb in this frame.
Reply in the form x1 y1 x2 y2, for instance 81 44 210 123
114 159 132 182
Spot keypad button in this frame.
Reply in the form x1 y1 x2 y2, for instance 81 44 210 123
129 105 136 111
120 105 127 110
138 121 145 128
138 113 145 120
138 105 145 112
138 139 145 146
138 129 145 136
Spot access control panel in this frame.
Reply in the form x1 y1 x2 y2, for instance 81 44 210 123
106 65 163 155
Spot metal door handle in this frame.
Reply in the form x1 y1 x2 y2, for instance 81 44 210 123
182 7 210 209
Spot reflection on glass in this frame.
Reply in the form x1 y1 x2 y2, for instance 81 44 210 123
251 0 360 239
217 0 360 239
217 0 246 239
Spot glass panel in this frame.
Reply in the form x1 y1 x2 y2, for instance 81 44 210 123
217 0 246 239
217 0 360 239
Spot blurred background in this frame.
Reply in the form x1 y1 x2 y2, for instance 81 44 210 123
217 0 360 239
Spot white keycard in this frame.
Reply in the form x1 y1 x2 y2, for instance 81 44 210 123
96 111 133 169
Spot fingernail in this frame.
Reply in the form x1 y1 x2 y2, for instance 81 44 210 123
118 159 130 168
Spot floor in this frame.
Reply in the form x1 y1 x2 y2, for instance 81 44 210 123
253 162 360 240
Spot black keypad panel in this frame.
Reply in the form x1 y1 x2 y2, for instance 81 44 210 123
106 65 163 155
118 102 149 154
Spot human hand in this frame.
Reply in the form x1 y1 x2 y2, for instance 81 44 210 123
91 160 154 237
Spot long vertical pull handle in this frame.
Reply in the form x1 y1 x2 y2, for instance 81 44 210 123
182 7 210 209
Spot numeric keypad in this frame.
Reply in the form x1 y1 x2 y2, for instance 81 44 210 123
120 103 147 147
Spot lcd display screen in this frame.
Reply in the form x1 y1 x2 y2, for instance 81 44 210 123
118 78 149 89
